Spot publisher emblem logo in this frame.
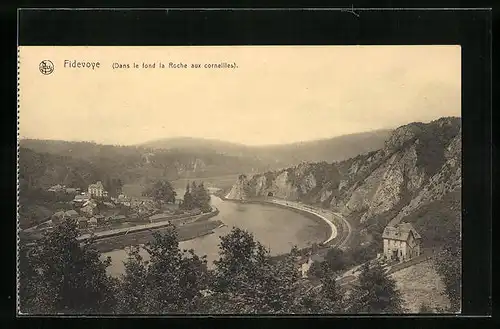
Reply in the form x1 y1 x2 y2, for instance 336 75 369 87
39 60 54 75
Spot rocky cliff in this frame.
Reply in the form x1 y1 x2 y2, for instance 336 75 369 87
227 117 461 229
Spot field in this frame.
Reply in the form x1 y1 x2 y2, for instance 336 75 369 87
390 259 451 313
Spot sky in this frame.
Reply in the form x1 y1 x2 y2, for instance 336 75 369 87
19 46 461 146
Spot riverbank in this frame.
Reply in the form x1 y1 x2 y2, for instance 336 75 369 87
221 196 341 246
93 219 224 253
221 196 354 270
77 207 219 243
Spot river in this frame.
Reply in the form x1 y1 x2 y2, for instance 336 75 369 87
102 196 329 277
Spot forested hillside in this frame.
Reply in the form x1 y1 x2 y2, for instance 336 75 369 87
18 141 266 228
19 140 272 186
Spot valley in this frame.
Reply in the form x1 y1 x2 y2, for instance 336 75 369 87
18 117 462 314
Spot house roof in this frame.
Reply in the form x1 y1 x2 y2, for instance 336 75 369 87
82 200 97 207
53 211 66 217
65 210 79 217
382 222 421 241
89 181 104 189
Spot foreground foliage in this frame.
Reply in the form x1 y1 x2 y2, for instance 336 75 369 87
346 263 406 314
19 223 406 314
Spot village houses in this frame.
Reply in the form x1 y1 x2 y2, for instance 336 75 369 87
80 199 98 216
116 194 132 207
89 217 98 228
48 184 65 193
77 217 89 229
48 185 81 194
382 222 422 262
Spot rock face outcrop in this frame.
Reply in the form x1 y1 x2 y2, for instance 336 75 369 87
227 117 461 227
225 174 251 200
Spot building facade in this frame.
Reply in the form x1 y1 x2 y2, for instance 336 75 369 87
88 181 107 198
382 222 421 262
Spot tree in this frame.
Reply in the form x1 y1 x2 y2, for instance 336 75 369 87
116 178 123 195
19 219 117 314
144 180 176 204
116 246 148 313
349 243 377 265
181 183 194 210
181 181 211 212
194 182 212 213
211 228 270 313
348 263 406 314
210 228 306 314
323 248 348 274
191 181 198 201
122 225 209 313
307 260 327 279
435 228 461 313
18 243 45 313
252 247 303 314
317 274 343 313
307 248 347 280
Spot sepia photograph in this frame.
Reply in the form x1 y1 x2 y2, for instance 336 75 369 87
17 45 462 315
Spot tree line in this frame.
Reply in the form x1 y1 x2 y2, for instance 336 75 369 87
19 219 407 315
181 182 211 213
141 180 211 213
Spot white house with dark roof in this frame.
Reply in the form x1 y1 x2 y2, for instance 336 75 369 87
382 222 421 262
88 181 107 198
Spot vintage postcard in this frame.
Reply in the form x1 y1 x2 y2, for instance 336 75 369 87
17 45 462 315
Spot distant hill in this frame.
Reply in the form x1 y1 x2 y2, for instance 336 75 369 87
141 129 393 167
18 140 273 188
140 137 251 156
251 130 393 165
